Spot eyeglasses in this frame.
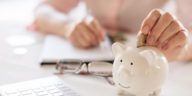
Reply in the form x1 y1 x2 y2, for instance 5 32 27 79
55 59 114 85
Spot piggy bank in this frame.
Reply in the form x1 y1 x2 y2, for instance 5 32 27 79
112 42 168 96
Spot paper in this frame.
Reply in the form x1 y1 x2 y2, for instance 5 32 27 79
39 35 114 63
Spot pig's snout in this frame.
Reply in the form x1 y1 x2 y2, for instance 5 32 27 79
116 65 133 82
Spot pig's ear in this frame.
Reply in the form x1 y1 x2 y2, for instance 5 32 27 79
112 42 126 57
140 50 156 65
140 50 160 75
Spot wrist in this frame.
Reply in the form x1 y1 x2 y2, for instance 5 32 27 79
64 22 77 39
55 17 79 38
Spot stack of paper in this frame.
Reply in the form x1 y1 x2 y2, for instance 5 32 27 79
39 35 114 64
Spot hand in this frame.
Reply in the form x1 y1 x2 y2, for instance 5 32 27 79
67 16 105 49
141 9 191 61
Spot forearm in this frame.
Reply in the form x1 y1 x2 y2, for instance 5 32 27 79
34 4 71 38
34 2 86 38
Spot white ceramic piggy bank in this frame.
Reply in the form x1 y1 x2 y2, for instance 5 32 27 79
112 42 168 96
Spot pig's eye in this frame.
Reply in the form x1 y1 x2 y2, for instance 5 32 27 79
130 62 133 65
120 59 123 62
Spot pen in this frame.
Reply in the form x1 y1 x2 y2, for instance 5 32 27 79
40 60 57 65
40 59 113 65
40 59 86 65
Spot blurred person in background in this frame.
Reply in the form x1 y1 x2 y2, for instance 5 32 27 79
30 0 192 62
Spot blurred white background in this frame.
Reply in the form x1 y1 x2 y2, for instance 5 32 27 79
0 0 56 85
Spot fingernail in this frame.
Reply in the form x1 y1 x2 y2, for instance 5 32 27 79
157 42 162 49
156 41 159 46
146 36 151 45
142 25 149 34
151 37 157 45
149 37 154 45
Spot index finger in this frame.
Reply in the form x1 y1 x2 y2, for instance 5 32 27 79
141 9 162 34
89 20 105 41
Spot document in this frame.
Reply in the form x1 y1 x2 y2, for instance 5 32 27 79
39 35 114 64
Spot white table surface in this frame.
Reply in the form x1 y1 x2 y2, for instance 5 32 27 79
0 0 192 96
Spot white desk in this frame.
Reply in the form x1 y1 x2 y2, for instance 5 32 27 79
0 0 192 96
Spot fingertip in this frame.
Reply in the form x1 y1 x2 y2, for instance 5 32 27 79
150 9 164 17
146 35 154 46
141 9 162 35
141 24 150 34
156 40 161 48
100 37 105 42
162 45 168 50
157 44 162 50
91 39 99 47
146 38 151 46
100 32 106 41
179 31 187 42
95 28 104 41
164 12 174 20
